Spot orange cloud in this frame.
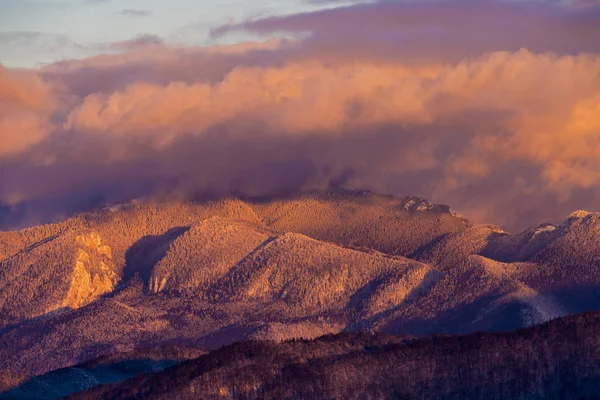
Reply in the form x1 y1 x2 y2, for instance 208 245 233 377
0 66 59 156
1 42 600 231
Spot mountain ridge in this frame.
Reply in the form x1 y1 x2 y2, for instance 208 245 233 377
1 190 600 392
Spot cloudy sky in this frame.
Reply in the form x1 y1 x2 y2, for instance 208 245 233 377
0 0 342 67
1 0 600 231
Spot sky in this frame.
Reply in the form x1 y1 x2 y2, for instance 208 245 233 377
0 0 343 67
2 0 600 231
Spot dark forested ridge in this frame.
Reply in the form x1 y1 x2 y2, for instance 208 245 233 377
0 346 206 399
63 311 600 400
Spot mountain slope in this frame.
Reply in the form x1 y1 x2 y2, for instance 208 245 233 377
252 190 468 256
0 346 206 400
0 230 117 328
149 218 273 294
415 224 506 269
210 232 433 312
0 224 439 379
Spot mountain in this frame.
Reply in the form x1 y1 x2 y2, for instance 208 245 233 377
0 218 439 380
251 191 466 256
19 311 600 400
479 210 600 314
0 191 466 329
1 190 600 394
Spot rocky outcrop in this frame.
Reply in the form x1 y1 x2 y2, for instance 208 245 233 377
63 232 117 309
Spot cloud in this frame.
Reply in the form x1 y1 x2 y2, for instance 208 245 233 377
303 0 373 4
0 31 78 49
0 66 59 158
109 34 164 50
120 9 153 17
1 0 71 9
0 31 102 67
2 2 600 231
0 31 46 44
213 0 600 62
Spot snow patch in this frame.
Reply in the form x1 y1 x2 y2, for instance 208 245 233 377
568 210 592 220
513 287 566 326
531 224 556 238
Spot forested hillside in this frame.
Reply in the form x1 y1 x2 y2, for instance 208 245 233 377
65 311 600 400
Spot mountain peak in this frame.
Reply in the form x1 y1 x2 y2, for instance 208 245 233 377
399 196 461 216
567 210 593 220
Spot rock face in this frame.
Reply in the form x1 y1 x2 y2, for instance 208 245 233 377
63 232 117 309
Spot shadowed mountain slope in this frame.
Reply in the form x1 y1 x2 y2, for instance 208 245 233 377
0 346 206 400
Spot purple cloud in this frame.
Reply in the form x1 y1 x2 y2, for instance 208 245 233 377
214 0 600 62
